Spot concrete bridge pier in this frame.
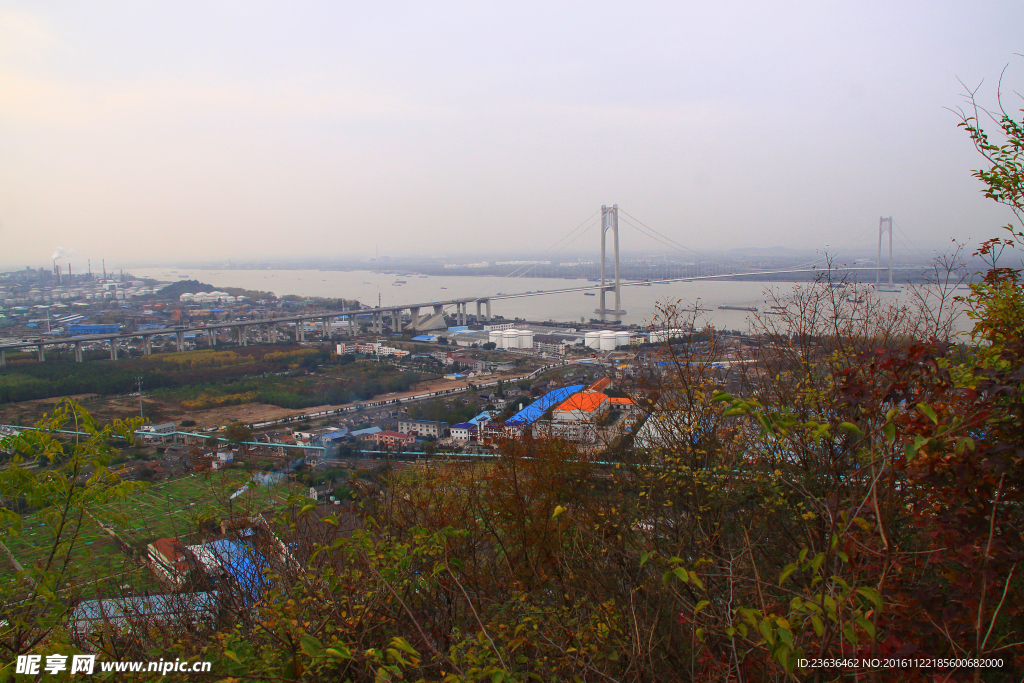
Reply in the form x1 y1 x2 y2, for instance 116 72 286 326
348 314 355 335
485 299 491 321
475 301 481 322
239 325 248 346
408 306 420 330
74 341 83 362
0 349 5 368
109 339 118 361
176 331 184 352
143 336 152 355
37 344 45 362
322 316 331 339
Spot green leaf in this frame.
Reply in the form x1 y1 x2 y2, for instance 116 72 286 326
696 627 706 641
300 634 323 657
300 503 316 514
711 391 733 402
856 617 876 640
855 586 883 612
640 550 653 566
779 563 798 586
777 627 793 649
492 671 505 683
917 403 939 424
810 552 825 573
838 422 863 436
672 567 690 583
326 647 351 660
391 637 418 657
694 600 710 614
883 421 895 444
811 615 824 637
909 435 930 456
224 650 241 665
689 571 705 590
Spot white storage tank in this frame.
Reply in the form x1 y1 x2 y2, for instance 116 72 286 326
615 331 630 348
503 330 520 349
489 330 503 348
518 330 534 350
599 331 617 351
585 331 601 349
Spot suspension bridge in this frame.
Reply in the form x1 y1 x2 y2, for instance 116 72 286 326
0 206 908 366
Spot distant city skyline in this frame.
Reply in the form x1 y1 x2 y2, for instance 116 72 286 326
1 2 1022 270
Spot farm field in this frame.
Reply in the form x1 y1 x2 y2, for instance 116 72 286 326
2 469 295 591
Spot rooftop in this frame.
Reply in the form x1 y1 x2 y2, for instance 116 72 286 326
506 384 585 426
557 391 609 414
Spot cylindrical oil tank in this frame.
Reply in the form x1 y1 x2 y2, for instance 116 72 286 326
503 330 519 349
615 331 630 348
599 331 617 351
585 331 601 349
489 330 503 348
518 330 534 350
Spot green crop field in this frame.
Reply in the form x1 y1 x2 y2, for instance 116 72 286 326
2 469 295 591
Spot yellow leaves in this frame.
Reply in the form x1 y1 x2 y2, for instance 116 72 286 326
552 505 566 519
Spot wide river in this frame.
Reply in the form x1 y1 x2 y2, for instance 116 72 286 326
134 268 970 333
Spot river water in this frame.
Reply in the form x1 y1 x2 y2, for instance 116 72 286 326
134 267 970 333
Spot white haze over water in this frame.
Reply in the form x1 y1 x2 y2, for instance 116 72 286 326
135 267 973 334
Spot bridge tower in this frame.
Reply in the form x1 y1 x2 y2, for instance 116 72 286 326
596 204 626 321
876 216 894 290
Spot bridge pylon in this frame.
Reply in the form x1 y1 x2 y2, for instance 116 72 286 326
596 204 626 321
876 216 898 291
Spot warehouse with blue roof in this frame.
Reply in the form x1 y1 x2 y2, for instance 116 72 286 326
505 385 584 426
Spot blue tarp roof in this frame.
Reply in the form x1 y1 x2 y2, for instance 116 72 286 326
506 385 584 426
468 410 496 425
351 426 382 436
203 538 268 598
411 334 437 342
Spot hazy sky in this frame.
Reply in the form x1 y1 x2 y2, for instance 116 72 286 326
1 2 1022 270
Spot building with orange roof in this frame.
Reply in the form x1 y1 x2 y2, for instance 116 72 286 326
532 390 638 444
553 391 610 421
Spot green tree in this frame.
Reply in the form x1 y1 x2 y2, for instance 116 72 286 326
224 421 254 443
0 400 145 661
